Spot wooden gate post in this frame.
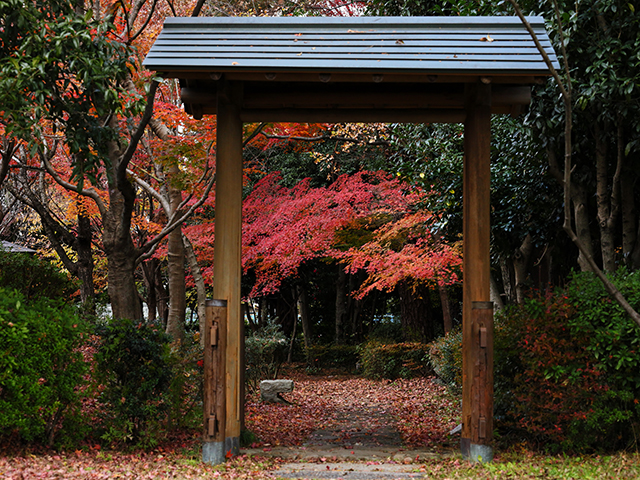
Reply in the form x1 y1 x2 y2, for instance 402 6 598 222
203 299 227 464
461 82 494 463
214 79 244 457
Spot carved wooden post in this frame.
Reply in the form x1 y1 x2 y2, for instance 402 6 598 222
214 79 244 456
461 82 494 463
203 299 227 464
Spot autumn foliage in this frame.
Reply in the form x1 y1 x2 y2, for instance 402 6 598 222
239 171 461 298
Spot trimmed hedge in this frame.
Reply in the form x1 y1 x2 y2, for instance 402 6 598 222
358 341 431 380
0 250 77 300
427 327 462 393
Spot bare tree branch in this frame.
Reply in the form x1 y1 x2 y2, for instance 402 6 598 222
135 170 216 262
244 122 267 147
130 0 159 42
117 80 160 185
40 148 107 217
0 138 17 188
258 131 389 146
191 0 206 17
128 168 171 213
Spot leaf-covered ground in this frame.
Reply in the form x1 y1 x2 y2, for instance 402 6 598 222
245 373 460 449
3 372 640 479
0 452 279 479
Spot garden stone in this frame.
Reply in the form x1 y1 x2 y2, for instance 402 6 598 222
260 379 294 404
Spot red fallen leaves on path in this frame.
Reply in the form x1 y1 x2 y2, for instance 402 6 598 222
244 373 461 449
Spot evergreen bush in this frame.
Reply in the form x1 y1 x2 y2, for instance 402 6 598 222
167 333 204 430
0 287 88 446
305 344 359 373
427 327 462 393
94 318 173 446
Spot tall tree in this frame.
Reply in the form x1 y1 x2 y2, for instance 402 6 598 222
1 0 216 322
507 0 640 327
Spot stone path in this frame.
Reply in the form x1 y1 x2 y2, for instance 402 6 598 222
304 405 403 450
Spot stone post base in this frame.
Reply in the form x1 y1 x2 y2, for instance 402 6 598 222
461 438 493 463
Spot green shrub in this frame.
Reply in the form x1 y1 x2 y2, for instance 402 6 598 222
0 250 77 300
306 344 359 373
358 341 431 380
426 269 640 452
245 321 288 394
0 287 88 446
427 327 462 392
495 295 607 452
565 269 640 392
94 318 173 446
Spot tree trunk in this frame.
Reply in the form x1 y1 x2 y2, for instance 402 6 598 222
75 214 95 310
287 289 298 363
620 172 637 269
105 242 143 320
547 147 594 271
499 256 515 304
296 284 312 350
438 280 453 334
259 297 268 328
595 121 622 272
573 185 595 271
346 273 361 342
335 266 347 345
165 170 186 342
142 258 158 322
183 234 207 346
490 273 504 311
103 116 143 321
514 234 533 304
398 282 434 343
155 269 169 328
